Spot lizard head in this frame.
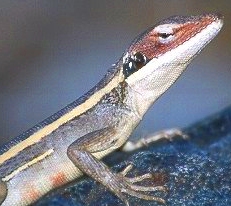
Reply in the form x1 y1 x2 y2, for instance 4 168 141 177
121 13 223 115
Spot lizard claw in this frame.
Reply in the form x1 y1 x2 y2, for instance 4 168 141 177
111 164 166 205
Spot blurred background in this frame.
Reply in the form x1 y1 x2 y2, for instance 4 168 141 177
0 1 230 145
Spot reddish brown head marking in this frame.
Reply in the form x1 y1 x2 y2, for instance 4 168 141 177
127 13 222 60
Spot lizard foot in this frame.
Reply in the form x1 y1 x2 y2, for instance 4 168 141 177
112 164 166 206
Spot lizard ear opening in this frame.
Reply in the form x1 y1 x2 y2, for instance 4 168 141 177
123 52 148 78
133 52 147 70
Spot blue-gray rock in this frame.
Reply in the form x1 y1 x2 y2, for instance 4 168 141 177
36 106 231 206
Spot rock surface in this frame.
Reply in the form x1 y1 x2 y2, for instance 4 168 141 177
36 106 231 206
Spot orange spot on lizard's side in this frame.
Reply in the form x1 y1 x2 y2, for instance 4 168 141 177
28 188 40 201
50 172 67 187
23 185 40 204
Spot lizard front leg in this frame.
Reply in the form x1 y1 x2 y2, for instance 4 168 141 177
67 127 166 205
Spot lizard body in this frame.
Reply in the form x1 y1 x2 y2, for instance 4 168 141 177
0 13 223 205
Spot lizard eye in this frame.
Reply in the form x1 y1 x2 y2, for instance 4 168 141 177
123 52 148 78
158 32 174 43
159 32 172 39
155 25 175 43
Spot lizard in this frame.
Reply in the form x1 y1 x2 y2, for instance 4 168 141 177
0 13 223 205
